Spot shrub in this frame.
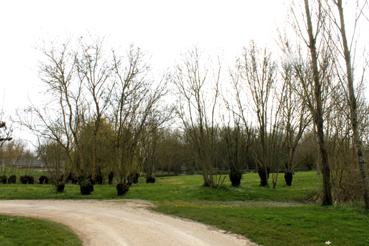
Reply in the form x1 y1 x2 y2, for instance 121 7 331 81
284 171 293 186
39 176 49 184
116 183 129 196
229 171 242 187
20 175 34 184
146 176 156 183
79 178 93 195
132 173 139 184
95 174 103 184
108 171 114 185
258 167 270 187
7 175 16 184
0 175 7 184
28 176 34 184
56 183 65 193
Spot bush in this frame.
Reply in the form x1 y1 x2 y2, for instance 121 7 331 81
28 176 34 184
284 171 293 186
132 173 139 184
20 175 34 184
146 176 156 183
95 174 103 184
7 175 16 184
79 178 94 195
20 176 28 184
56 183 65 193
0 175 7 184
258 167 270 187
39 176 49 184
229 171 242 187
108 171 114 185
116 183 129 196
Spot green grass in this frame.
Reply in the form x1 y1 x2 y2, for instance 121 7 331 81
0 171 321 201
156 202 369 246
1 171 368 245
0 215 81 246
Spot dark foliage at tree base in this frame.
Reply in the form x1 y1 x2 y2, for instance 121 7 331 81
79 178 94 195
131 173 140 184
7 175 16 184
108 171 114 185
146 176 156 183
284 171 293 186
56 183 65 193
0 175 7 184
66 173 79 184
116 183 129 196
39 176 49 184
229 171 242 187
20 175 34 184
95 174 103 184
258 167 270 187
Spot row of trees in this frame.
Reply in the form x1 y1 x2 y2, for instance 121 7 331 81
22 40 168 194
16 0 369 208
170 0 369 207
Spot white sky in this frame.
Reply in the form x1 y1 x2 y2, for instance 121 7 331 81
0 0 290 148
4 0 366 149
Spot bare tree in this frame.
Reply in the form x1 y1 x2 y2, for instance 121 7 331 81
279 59 311 186
234 42 281 187
327 0 369 208
21 42 86 190
110 46 166 194
291 0 334 205
75 39 113 182
173 48 224 187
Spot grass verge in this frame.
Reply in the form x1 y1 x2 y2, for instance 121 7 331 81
0 215 81 246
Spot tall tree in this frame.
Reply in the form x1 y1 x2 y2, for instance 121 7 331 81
292 0 334 205
234 42 281 187
75 40 113 182
173 48 223 187
330 0 369 208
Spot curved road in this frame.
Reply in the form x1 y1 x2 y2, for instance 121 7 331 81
0 200 255 246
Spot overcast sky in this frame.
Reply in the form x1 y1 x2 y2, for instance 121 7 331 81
0 0 304 148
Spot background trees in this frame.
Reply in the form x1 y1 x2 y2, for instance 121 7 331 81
7 1 368 208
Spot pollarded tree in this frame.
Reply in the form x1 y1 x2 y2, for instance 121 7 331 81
75 39 114 182
110 46 166 195
234 42 283 187
278 59 311 186
173 48 225 188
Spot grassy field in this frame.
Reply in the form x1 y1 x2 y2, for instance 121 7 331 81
0 171 320 201
0 215 81 246
1 171 368 245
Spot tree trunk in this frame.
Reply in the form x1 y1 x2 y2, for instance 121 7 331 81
304 0 333 206
336 0 369 209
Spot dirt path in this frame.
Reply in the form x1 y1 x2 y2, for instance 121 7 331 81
0 200 255 246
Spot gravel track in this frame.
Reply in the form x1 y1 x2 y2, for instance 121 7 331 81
0 200 255 246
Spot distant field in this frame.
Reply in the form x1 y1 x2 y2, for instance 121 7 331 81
1 171 368 245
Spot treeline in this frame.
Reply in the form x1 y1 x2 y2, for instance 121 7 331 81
11 0 369 208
